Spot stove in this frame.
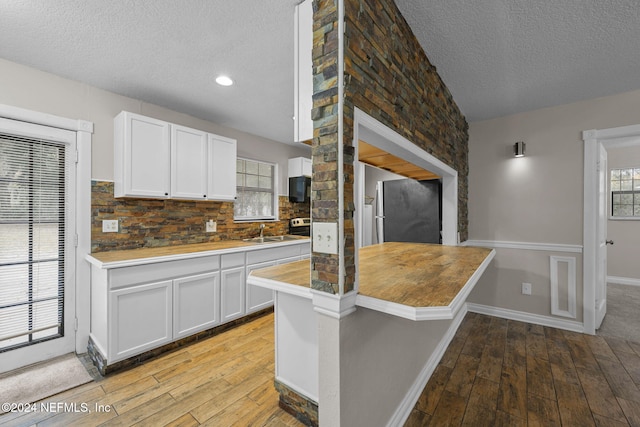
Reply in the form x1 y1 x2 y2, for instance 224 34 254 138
289 217 311 236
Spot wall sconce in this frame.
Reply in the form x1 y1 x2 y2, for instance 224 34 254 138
514 141 525 157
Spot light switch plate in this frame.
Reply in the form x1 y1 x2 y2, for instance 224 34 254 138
313 222 338 254
102 219 118 233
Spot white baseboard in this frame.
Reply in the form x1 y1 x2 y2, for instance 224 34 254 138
387 304 468 427
607 276 640 287
463 239 583 253
466 303 585 333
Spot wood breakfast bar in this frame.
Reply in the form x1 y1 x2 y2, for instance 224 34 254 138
247 242 495 425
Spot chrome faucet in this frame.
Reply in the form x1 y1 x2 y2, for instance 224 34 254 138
259 223 265 238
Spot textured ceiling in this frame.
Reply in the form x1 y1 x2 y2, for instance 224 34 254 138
396 0 640 122
1 1 640 144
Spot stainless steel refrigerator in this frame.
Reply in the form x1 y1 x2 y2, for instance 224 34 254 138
375 178 441 244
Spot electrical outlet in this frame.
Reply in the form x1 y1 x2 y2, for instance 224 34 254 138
313 222 338 254
522 282 532 295
206 220 217 233
102 219 119 233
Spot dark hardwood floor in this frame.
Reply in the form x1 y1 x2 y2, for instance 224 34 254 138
406 312 640 426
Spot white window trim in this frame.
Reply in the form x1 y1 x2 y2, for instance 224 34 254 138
234 157 279 222
609 165 640 220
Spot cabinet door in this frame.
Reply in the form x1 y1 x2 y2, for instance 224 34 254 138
294 0 314 143
221 266 245 322
208 134 237 201
115 112 170 198
302 157 312 177
109 280 172 362
171 125 208 200
246 261 277 314
173 272 220 339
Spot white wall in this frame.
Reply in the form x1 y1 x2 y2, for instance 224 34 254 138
0 58 310 193
467 88 640 323
607 145 640 280
340 307 454 426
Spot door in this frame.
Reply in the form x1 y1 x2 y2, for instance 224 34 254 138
171 125 208 200
173 272 220 339
110 280 172 362
379 179 441 243
207 135 236 201
117 112 170 198
246 261 277 314
0 118 77 373
221 267 245 322
595 144 608 329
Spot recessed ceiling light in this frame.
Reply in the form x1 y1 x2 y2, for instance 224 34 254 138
215 75 233 86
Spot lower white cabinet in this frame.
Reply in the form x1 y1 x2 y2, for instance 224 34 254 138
110 280 173 362
221 267 246 322
246 261 277 314
173 272 220 340
89 240 310 366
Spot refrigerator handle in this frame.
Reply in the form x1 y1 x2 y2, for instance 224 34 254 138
375 181 384 243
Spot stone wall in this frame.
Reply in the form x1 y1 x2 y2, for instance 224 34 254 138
310 0 469 295
343 0 469 240
91 181 310 253
311 0 343 293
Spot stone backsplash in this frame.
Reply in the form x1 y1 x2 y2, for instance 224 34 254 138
91 180 310 253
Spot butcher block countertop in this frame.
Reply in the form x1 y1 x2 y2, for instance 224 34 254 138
86 236 310 269
248 242 495 321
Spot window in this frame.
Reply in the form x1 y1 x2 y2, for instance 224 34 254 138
0 133 67 352
234 158 277 221
610 167 640 218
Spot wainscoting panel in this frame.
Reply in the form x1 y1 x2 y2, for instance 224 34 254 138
550 255 577 318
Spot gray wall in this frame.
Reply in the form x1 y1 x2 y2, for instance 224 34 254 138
0 58 311 194
467 88 640 321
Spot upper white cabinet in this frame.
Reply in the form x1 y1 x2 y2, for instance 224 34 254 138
288 157 312 177
114 111 236 201
208 134 237 201
171 125 208 200
114 112 171 198
294 0 313 143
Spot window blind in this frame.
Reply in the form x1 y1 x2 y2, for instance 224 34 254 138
0 133 67 352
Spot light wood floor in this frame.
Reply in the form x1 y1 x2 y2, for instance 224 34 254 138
406 312 640 426
0 313 301 427
3 312 640 426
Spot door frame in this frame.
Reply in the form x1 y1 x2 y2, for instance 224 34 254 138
582 124 640 335
0 104 92 371
353 108 458 293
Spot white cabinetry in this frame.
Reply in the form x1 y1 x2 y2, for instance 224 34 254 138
208 134 237 201
110 280 173 361
294 0 314 143
114 111 170 198
173 272 220 339
288 157 312 178
171 125 208 200
246 261 277 313
89 240 310 366
114 111 236 201
220 253 246 322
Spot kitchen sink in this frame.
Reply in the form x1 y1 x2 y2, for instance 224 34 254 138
242 235 301 244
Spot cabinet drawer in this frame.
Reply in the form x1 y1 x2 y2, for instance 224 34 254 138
110 255 220 289
246 245 300 265
221 252 245 269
